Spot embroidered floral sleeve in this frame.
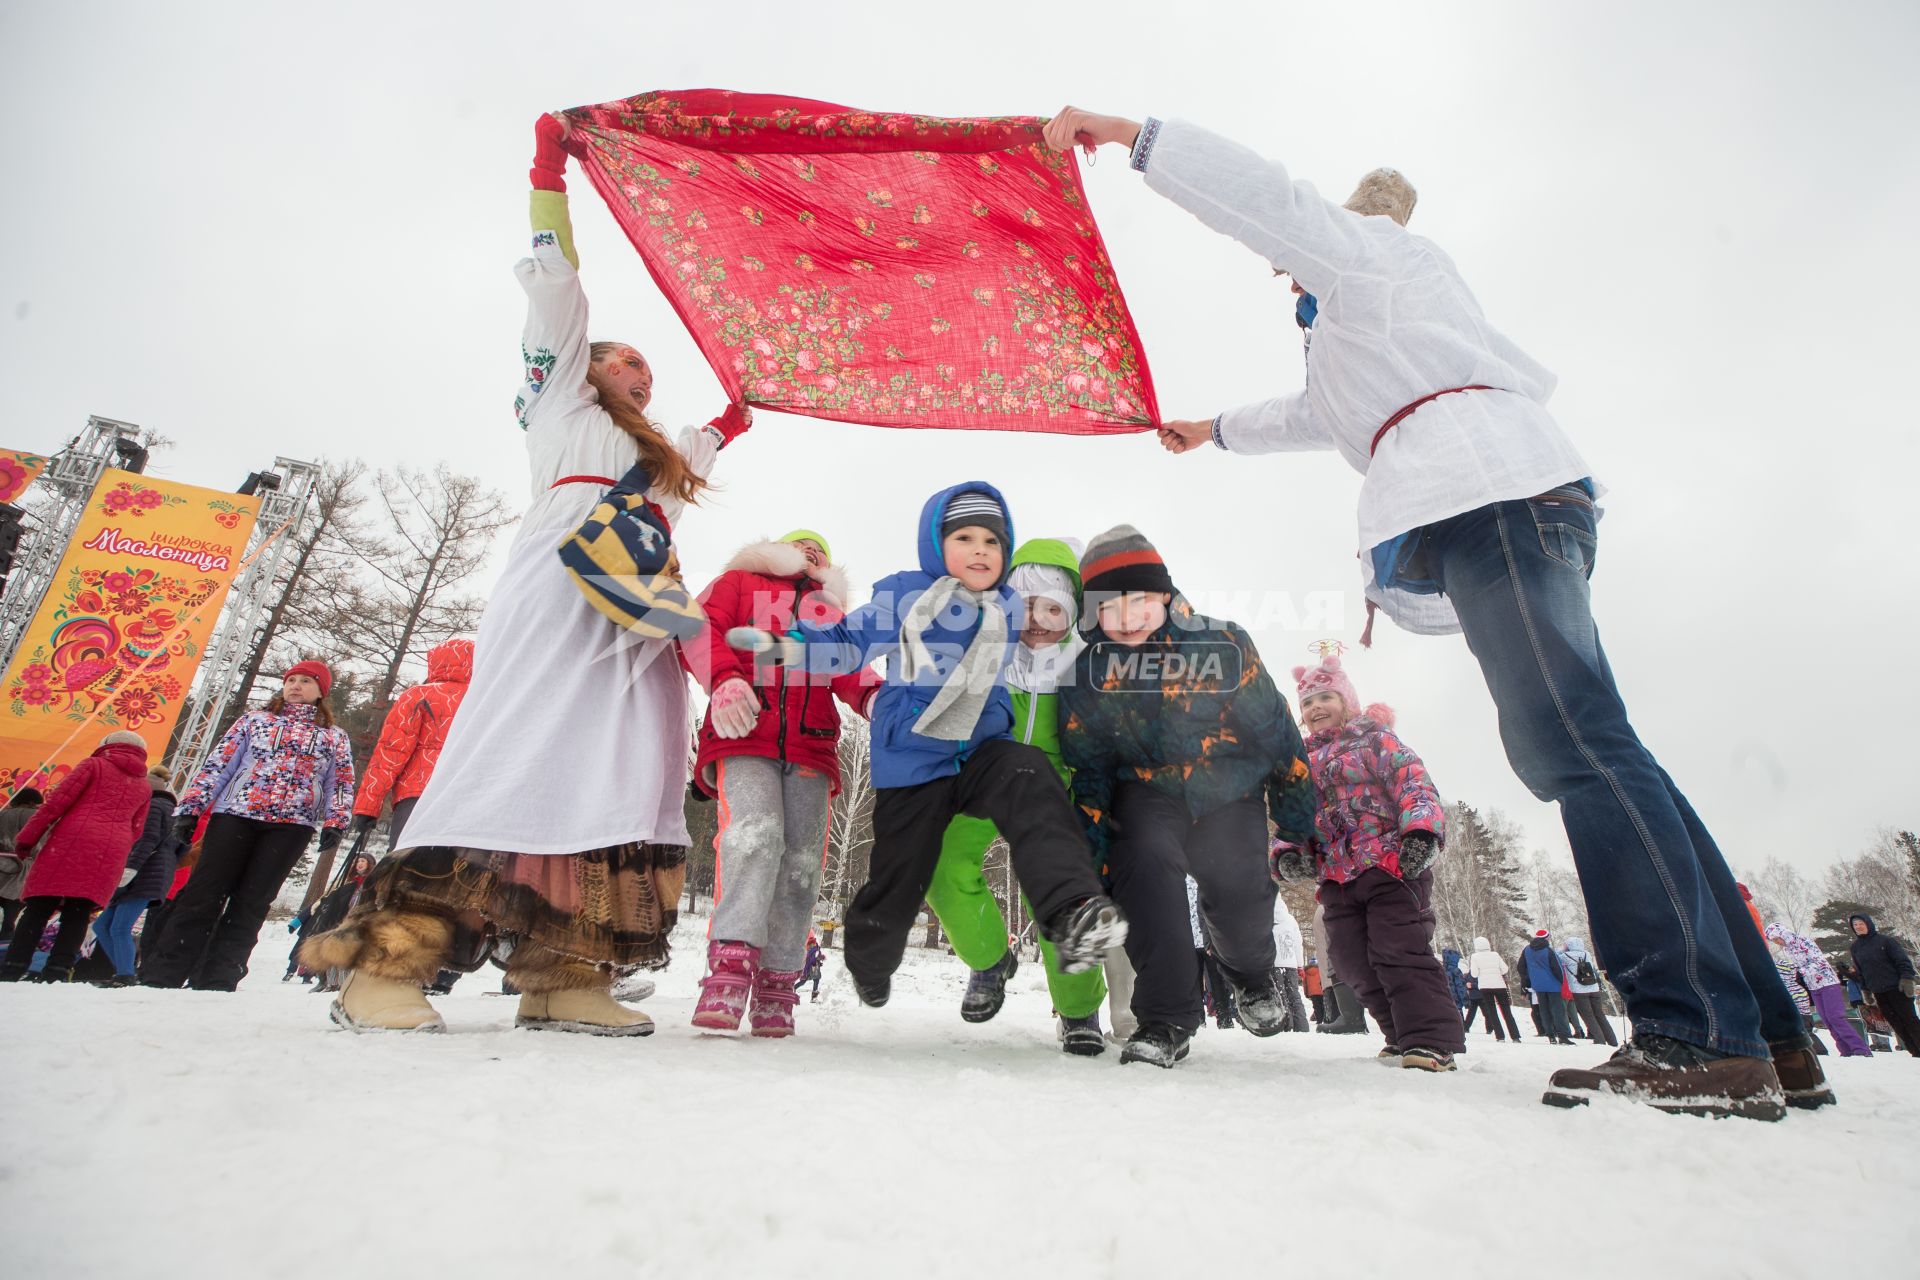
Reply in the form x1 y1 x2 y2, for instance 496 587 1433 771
513 192 594 432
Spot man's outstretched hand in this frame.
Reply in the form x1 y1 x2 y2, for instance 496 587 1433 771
1042 107 1143 157
1158 419 1212 455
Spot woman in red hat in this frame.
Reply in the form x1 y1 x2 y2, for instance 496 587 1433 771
139 660 354 990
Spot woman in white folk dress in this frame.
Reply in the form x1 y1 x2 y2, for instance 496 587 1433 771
303 115 751 1036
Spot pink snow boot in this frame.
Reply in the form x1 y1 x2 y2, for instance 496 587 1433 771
749 969 803 1038
691 940 759 1032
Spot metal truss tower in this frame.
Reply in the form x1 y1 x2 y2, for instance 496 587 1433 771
165 457 319 783
0 416 149 667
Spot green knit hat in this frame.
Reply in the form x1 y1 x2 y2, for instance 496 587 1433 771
780 528 831 562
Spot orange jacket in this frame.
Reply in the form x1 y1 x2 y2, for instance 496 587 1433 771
353 640 473 818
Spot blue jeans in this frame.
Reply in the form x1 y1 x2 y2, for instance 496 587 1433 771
92 899 149 976
1424 488 1803 1057
1536 990 1572 1040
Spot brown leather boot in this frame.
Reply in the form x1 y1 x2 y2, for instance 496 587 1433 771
1541 1035 1786 1121
1770 1037 1837 1110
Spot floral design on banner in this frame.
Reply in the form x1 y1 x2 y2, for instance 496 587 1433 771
0 468 258 795
0 449 49 504
556 90 1159 434
100 479 186 519
6 561 221 729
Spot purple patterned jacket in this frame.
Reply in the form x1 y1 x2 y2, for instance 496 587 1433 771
1303 714 1444 885
180 704 355 831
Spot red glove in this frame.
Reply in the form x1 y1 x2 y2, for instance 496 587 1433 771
706 402 754 447
532 114 569 193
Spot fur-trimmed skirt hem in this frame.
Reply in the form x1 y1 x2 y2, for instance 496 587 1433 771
356 842 687 973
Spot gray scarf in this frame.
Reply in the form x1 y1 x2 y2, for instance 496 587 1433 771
898 577 1007 741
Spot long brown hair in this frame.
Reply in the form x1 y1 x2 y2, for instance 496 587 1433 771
265 692 335 729
587 341 709 506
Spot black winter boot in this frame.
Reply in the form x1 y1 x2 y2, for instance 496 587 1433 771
1229 969 1290 1037
960 949 1019 1023
1317 981 1368 1034
1120 1021 1193 1068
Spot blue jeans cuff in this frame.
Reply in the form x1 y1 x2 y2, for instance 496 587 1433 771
1631 1015 1769 1061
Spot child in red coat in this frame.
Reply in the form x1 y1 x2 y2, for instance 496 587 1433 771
0 731 153 982
679 530 874 1036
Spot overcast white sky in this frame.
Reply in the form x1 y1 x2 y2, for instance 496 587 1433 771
4 2 1915 877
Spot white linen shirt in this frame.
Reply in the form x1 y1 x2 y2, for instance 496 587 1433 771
1135 118 1597 634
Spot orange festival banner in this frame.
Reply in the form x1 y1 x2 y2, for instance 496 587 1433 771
1 469 261 794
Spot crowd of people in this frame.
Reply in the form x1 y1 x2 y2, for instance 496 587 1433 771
4 105 1916 1125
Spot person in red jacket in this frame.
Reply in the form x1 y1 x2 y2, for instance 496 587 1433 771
0 732 153 983
350 638 474 850
678 530 875 1036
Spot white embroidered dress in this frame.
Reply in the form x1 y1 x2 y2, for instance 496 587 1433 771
400 224 716 855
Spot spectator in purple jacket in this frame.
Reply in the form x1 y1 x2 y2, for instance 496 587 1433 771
140 662 354 991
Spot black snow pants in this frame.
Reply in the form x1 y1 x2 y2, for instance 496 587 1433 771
140 815 312 991
1106 784 1275 1035
846 740 1100 988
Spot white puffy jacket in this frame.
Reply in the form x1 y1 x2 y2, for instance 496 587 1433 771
1460 936 1509 990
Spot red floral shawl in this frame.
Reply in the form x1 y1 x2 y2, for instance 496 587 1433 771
556 90 1158 435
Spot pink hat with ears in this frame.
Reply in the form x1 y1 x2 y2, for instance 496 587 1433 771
1292 655 1395 727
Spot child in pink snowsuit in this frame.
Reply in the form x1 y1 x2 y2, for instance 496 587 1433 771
1274 656 1464 1070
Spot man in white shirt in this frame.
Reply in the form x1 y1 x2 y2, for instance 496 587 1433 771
1042 107 1815 1121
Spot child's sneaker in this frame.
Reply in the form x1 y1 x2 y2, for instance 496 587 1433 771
1400 1047 1456 1072
1059 1012 1107 1057
960 949 1019 1023
1377 1045 1404 1064
749 969 802 1038
691 940 759 1032
1049 896 1128 974
1120 1021 1193 1068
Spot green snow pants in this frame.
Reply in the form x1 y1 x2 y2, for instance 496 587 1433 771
926 814 1107 1019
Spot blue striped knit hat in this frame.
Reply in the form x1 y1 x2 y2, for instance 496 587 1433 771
940 490 1008 544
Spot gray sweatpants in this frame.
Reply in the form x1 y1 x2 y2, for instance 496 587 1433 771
709 756 831 972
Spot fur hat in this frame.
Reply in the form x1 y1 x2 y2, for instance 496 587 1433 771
100 730 148 751
1343 167 1417 226
284 659 332 698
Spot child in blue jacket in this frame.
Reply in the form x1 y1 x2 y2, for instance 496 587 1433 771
732 482 1126 1005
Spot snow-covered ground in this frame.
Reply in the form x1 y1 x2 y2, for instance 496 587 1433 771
6 915 1917 1279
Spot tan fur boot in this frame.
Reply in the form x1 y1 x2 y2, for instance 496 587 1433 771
304 911 453 1034
510 946 654 1037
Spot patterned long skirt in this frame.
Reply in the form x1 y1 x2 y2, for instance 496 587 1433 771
354 842 687 974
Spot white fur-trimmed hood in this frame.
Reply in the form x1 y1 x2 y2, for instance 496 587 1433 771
723 539 849 610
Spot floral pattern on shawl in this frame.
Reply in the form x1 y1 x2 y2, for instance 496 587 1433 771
555 90 1157 435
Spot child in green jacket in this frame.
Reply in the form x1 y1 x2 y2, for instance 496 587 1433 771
924 538 1109 1055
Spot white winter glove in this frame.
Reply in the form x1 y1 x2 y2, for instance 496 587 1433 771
708 678 761 739
118 868 137 888
726 626 804 668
